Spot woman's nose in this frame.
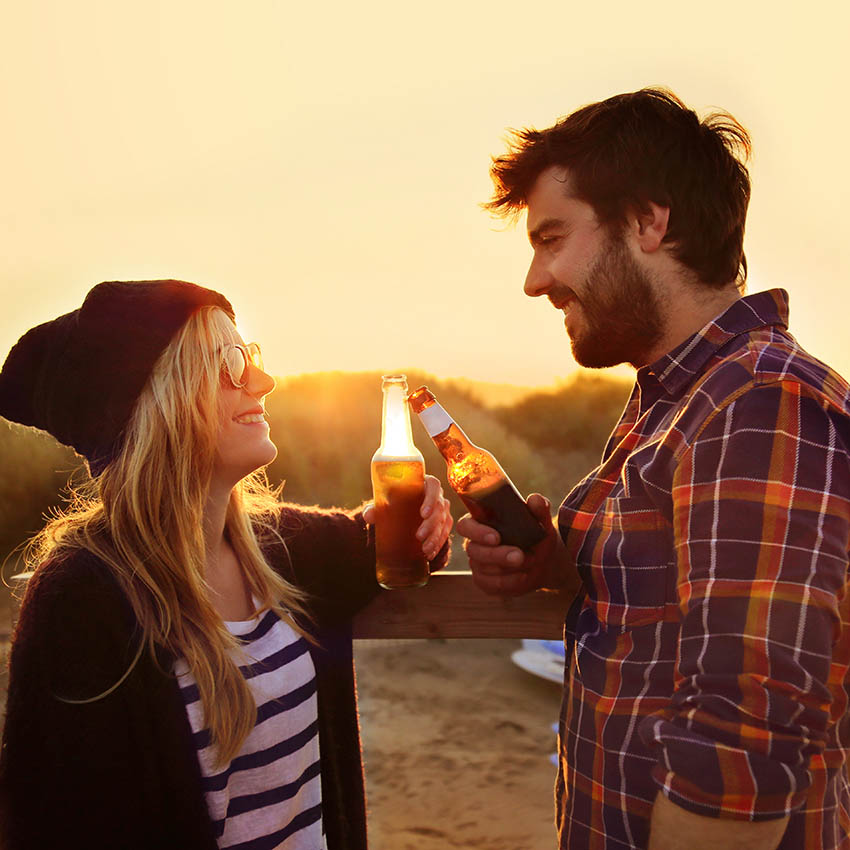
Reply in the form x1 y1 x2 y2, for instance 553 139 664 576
247 365 275 399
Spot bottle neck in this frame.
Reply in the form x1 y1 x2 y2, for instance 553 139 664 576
416 402 480 463
416 400 456 439
378 381 420 458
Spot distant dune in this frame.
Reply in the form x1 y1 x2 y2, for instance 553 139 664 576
273 371 557 409
441 377 546 408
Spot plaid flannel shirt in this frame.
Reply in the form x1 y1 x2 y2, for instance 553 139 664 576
556 289 850 849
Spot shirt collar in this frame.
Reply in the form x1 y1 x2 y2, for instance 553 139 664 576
638 288 790 398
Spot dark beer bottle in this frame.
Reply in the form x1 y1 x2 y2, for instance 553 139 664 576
407 386 546 552
371 375 429 590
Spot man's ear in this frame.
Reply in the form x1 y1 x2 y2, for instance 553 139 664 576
629 202 670 253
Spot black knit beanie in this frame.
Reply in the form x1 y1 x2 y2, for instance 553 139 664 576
0 279 235 474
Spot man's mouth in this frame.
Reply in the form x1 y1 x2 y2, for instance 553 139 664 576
549 290 577 312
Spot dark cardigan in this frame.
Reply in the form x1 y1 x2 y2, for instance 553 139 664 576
0 503 446 849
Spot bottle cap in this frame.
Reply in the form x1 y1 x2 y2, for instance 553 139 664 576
407 385 434 413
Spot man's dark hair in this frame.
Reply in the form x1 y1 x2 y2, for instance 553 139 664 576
486 88 752 288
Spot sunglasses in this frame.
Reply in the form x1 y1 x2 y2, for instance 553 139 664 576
221 342 264 388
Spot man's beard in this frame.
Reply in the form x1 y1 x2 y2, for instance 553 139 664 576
568 234 666 369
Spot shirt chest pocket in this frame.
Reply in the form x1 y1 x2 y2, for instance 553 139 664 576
578 496 673 630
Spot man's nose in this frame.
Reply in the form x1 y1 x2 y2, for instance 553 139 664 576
524 256 553 298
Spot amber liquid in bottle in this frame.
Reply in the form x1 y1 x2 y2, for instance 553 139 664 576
408 386 546 552
371 376 429 589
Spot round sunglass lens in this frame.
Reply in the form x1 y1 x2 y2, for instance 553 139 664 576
248 343 263 371
225 347 248 386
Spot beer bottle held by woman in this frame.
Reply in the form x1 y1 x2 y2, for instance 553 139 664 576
408 386 546 552
371 375 429 589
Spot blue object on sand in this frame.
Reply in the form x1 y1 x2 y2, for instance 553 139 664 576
538 639 566 658
510 639 566 683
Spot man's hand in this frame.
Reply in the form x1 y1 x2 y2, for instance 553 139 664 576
362 474 453 562
457 493 568 596
649 792 788 850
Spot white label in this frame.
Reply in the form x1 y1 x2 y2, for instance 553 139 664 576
418 403 453 437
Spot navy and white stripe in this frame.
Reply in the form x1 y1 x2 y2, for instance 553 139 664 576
175 608 323 849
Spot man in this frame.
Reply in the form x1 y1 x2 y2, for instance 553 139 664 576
458 88 850 850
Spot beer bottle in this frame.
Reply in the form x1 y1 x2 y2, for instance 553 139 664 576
408 386 546 552
371 375 429 589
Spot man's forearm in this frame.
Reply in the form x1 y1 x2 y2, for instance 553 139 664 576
648 791 789 850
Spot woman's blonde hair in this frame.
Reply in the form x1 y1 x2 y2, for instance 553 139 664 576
25 306 312 767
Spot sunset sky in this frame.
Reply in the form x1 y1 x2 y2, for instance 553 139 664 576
2 1 848 389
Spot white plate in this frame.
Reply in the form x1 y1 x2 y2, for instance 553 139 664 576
510 648 565 684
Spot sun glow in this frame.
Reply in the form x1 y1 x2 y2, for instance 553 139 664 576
1 2 848 388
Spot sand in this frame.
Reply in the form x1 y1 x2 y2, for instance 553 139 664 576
355 638 563 850
0 622 564 849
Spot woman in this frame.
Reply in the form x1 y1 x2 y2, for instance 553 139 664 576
0 279 452 850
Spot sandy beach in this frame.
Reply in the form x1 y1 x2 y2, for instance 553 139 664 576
355 638 563 850
0 617 564 849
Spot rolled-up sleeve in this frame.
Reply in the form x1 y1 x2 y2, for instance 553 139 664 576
639 379 850 820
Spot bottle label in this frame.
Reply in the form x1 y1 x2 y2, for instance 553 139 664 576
418 403 453 437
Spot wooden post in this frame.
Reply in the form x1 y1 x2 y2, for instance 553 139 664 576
352 571 574 640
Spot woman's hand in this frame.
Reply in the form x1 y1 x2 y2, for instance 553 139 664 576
415 474 454 561
362 474 453 562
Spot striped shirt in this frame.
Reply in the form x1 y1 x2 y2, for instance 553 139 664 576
175 608 323 849
557 289 850 849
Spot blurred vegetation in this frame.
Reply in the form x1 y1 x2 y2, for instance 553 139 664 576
0 370 631 602
0 422 81 564
0 422 82 622
491 372 633 498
